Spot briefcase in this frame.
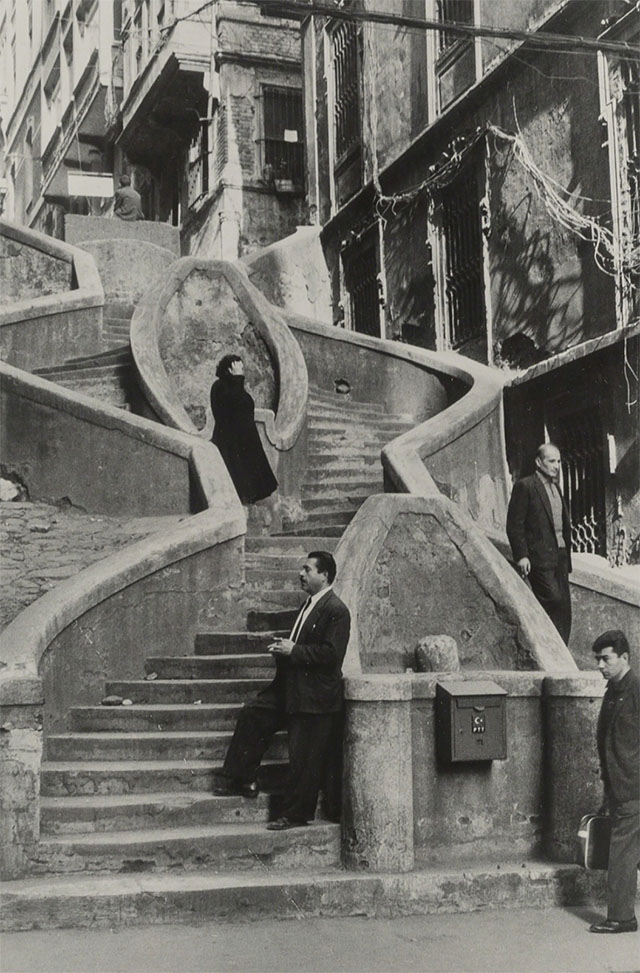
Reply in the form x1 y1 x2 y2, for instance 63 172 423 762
577 813 611 870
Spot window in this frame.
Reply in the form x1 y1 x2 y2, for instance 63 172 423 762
437 0 474 56
438 161 486 349
342 227 382 337
621 59 639 318
188 121 209 206
331 20 362 164
262 86 304 188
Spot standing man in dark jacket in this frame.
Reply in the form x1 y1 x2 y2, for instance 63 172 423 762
590 630 639 934
214 551 350 830
506 443 572 644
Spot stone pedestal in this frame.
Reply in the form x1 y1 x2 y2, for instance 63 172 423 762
0 682 44 879
542 673 605 862
342 676 414 872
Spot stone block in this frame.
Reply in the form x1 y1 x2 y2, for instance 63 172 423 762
0 702 44 879
415 634 460 672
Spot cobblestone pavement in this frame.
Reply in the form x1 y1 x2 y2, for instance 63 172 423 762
0 501 187 630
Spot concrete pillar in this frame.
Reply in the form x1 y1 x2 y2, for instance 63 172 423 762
542 673 605 862
342 675 414 872
0 681 44 879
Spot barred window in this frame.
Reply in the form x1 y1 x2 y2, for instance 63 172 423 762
439 163 486 348
437 0 474 55
342 229 381 337
332 20 362 162
263 86 304 187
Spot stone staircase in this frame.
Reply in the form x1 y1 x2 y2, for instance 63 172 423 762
0 387 417 927
32 297 138 410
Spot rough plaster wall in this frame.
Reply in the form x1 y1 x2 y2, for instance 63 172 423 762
412 696 544 861
358 513 519 672
0 237 71 301
75 239 176 303
160 269 276 428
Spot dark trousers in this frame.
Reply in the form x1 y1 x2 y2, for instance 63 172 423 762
529 550 571 644
221 699 338 823
607 799 640 920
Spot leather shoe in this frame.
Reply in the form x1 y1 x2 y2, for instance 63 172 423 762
589 918 638 934
212 779 259 799
266 816 307 830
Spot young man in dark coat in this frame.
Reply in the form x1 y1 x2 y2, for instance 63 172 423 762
506 443 572 644
590 630 640 934
213 551 351 829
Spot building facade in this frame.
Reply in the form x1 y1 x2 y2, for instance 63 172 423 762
299 0 638 560
0 0 306 258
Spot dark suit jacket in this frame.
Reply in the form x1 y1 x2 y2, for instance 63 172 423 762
597 669 640 805
269 589 351 715
507 473 572 573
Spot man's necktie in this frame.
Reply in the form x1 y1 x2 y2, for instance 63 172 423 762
289 598 312 643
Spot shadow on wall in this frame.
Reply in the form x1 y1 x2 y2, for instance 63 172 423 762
159 267 276 430
488 135 612 366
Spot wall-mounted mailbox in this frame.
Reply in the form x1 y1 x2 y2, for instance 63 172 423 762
436 680 507 763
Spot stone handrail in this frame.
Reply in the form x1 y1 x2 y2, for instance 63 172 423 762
0 361 245 705
334 494 577 676
130 257 308 451
0 218 103 327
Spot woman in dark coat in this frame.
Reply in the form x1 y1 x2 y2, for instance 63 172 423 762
210 354 278 504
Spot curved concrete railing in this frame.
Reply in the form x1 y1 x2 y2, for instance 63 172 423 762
334 494 577 676
0 360 245 697
131 257 308 451
0 218 104 371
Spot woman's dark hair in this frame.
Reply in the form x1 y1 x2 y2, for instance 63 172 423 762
216 354 242 379
308 550 337 584
592 630 631 659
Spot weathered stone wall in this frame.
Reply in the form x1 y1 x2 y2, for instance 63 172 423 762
243 227 332 324
71 238 176 304
357 512 525 672
39 536 244 732
64 215 181 255
289 319 451 419
1 378 194 516
159 267 276 429
342 671 605 871
0 235 71 302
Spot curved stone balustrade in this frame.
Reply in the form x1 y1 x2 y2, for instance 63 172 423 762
0 218 104 371
130 258 308 451
334 494 577 676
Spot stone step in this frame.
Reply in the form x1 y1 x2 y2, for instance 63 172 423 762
244 535 338 554
284 511 354 529
34 821 341 877
306 451 381 468
246 552 304 570
303 466 383 485
0 862 603 932
244 568 299 590
44 365 133 383
40 759 287 797
275 524 346 538
35 350 131 374
146 654 278 679
247 607 298 632
301 495 369 511
69 703 244 732
45 730 287 762
40 790 278 835
251 588 306 609
104 678 272 704
308 401 392 419
302 476 383 494
192 631 288 655
308 417 413 434
105 300 136 317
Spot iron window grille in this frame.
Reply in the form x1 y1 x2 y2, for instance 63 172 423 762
439 162 486 348
622 58 639 315
331 19 362 165
436 0 474 57
188 121 209 206
261 85 304 188
342 228 382 338
549 407 607 557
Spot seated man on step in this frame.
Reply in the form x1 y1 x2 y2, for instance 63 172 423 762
213 551 351 830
